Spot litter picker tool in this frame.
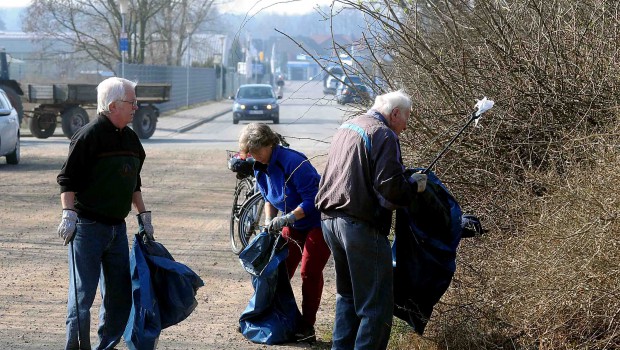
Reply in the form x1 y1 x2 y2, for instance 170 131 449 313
423 97 494 174
70 240 82 348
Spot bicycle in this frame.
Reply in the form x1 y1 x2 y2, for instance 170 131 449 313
227 151 266 255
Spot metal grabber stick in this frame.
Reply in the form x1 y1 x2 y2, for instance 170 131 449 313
423 97 494 174
70 240 82 348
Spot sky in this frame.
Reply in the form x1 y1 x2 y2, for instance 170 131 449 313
219 0 335 15
0 0 29 7
0 0 335 14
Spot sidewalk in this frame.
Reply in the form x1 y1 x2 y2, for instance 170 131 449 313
155 99 232 134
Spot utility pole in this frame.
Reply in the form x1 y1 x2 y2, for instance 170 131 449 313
119 0 129 78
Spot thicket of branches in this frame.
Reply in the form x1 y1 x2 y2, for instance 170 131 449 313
322 0 620 348
24 0 217 74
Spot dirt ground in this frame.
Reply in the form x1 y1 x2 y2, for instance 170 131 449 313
0 145 336 349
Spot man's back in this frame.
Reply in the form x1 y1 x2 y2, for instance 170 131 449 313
316 113 413 224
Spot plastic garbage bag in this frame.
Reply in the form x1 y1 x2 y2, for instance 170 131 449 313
124 235 204 349
238 230 302 344
392 170 463 335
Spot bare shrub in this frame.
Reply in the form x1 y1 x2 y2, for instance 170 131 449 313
436 143 620 349
318 0 620 348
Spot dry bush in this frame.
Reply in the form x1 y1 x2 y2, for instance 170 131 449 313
319 0 620 348
432 142 619 349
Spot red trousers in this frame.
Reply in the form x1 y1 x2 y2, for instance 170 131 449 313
281 226 331 326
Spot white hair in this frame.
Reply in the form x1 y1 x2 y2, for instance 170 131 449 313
96 77 138 114
370 89 412 116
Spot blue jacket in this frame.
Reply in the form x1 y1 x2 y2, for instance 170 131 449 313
254 145 321 230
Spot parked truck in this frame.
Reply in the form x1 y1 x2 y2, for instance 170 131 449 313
26 82 171 139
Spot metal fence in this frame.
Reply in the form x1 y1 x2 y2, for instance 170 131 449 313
120 63 249 113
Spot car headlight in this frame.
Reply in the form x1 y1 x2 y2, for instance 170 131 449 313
234 103 246 111
266 104 272 110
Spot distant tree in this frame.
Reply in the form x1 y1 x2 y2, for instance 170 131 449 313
149 0 217 66
227 37 244 71
24 0 221 73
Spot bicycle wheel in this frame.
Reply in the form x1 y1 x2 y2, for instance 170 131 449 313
237 192 266 248
230 177 255 254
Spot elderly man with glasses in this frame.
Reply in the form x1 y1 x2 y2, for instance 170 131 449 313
56 77 155 350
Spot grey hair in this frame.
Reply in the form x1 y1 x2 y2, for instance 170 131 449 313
370 89 412 117
238 123 280 153
96 77 138 114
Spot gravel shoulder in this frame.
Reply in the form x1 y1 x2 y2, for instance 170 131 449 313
0 144 335 349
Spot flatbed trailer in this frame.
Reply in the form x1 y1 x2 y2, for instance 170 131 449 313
24 83 171 139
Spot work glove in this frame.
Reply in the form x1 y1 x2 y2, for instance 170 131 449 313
57 209 78 246
264 216 274 227
267 212 296 233
410 173 428 193
137 211 155 243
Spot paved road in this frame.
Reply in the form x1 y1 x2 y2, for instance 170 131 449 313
21 79 356 156
148 79 351 152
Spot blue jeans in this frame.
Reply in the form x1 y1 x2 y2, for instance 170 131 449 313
321 216 393 350
65 217 131 350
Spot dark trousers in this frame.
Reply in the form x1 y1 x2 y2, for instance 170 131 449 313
321 216 393 350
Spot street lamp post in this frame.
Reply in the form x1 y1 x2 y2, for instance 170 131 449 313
220 37 226 99
213 53 221 100
119 0 129 78
186 32 191 107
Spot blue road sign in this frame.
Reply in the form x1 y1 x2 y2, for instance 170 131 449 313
120 37 128 52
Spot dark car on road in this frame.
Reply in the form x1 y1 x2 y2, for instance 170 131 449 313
232 84 281 124
0 87 20 164
322 66 344 94
336 83 372 105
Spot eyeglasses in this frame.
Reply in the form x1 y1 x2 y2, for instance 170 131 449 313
119 99 138 107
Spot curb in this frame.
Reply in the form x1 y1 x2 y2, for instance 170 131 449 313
174 108 230 133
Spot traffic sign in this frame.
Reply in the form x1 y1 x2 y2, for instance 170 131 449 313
120 32 128 52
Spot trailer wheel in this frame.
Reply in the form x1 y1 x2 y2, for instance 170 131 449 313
132 106 157 139
61 106 89 139
2 86 24 126
28 113 56 139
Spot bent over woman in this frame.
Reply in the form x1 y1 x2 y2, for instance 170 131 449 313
238 123 330 343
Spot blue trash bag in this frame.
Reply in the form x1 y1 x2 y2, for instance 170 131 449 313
124 235 204 350
238 230 302 344
142 240 204 329
124 235 161 350
392 169 463 335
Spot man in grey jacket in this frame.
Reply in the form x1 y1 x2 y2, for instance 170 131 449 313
316 90 427 350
